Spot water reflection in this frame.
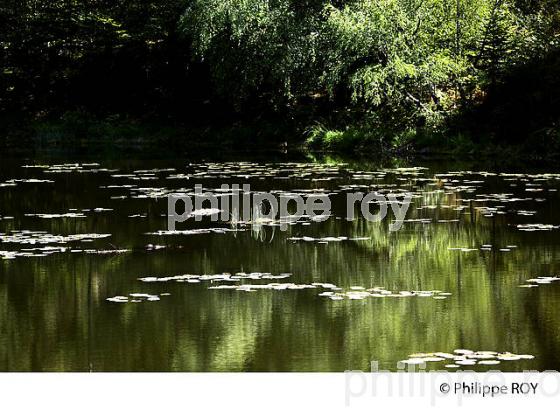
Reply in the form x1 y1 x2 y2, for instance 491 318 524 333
1 157 560 371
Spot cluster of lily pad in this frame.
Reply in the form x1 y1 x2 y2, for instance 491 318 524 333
0 230 111 245
106 293 170 303
519 276 560 288
165 162 345 181
400 349 535 367
25 212 87 219
425 171 560 227
1 246 129 260
288 236 370 243
319 287 451 301
133 273 452 303
208 283 319 292
138 272 292 283
24 208 114 219
1 178 54 185
448 245 517 253
37 163 114 174
516 224 559 232
0 230 119 259
0 251 19 260
145 228 242 236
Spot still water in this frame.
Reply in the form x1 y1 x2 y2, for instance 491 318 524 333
1 155 560 371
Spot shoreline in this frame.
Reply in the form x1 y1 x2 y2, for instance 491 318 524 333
1 116 559 163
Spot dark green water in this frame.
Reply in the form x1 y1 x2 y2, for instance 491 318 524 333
1 156 560 371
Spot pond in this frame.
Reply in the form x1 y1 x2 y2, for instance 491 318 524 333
1 155 560 371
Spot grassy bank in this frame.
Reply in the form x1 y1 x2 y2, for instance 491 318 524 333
304 122 560 159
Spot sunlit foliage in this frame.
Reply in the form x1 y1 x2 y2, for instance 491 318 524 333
183 0 559 131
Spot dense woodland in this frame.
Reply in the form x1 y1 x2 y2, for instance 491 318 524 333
1 1 559 153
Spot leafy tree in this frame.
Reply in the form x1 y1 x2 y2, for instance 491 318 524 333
2 0 560 147
1 1 190 116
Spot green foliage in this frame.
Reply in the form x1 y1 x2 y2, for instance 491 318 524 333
305 121 415 153
181 0 325 108
0 0 189 114
1 0 560 153
182 0 558 140
321 0 472 129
